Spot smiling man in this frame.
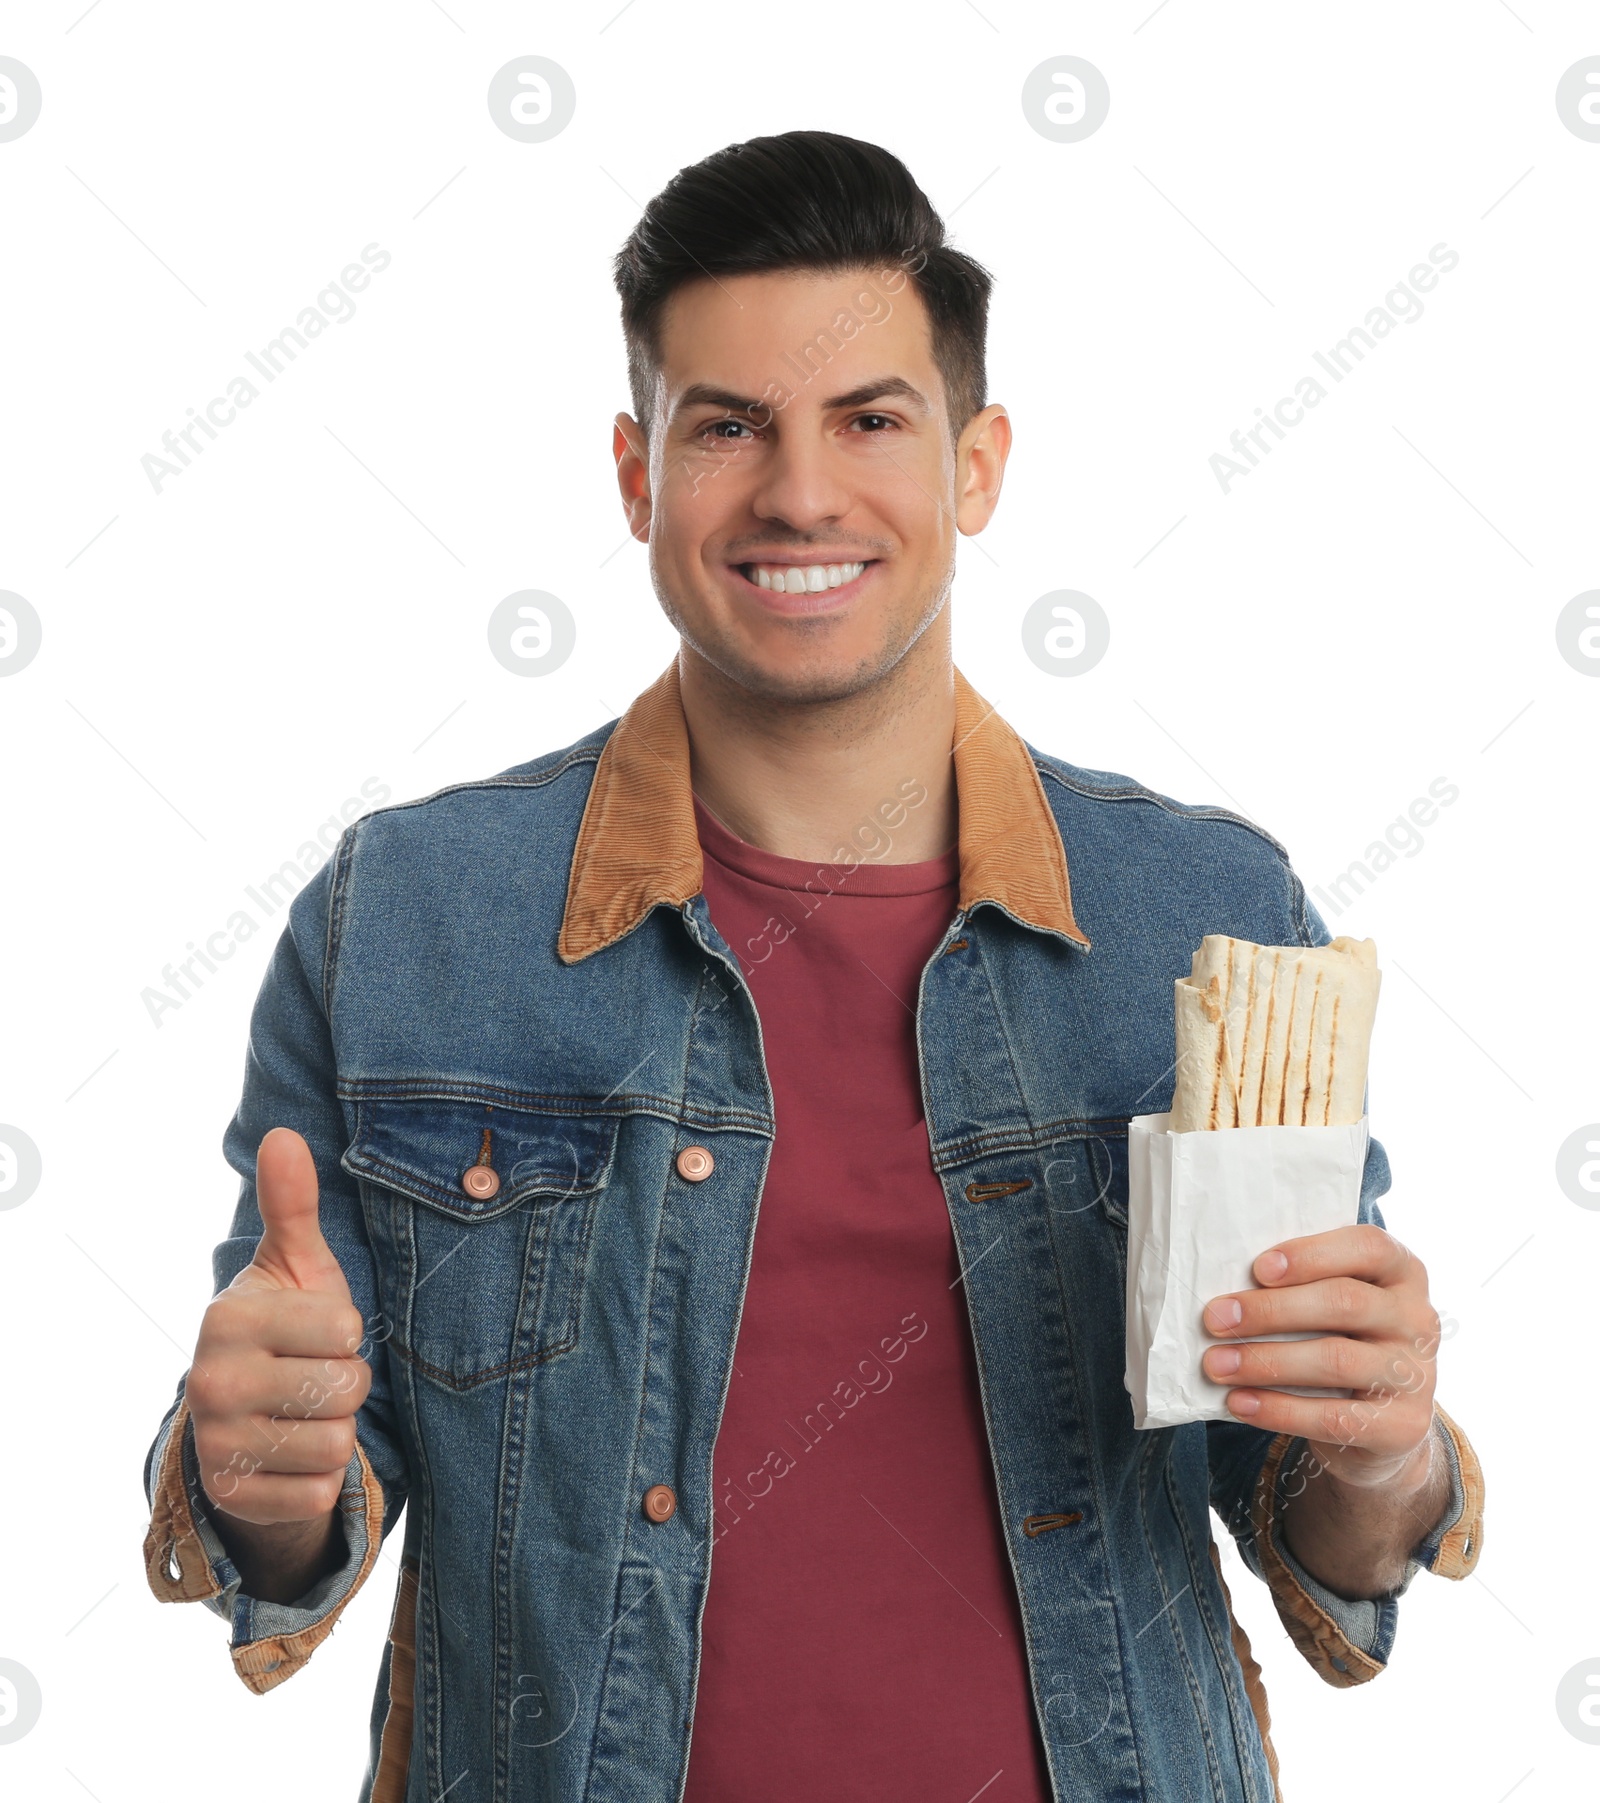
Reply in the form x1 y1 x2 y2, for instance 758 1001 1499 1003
144 132 1484 1802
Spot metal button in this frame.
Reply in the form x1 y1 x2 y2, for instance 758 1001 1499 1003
643 1484 677 1523
675 1145 714 1182
461 1165 501 1200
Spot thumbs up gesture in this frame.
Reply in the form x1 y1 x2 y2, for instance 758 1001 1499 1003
186 1128 372 1527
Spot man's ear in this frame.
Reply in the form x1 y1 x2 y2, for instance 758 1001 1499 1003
954 403 1011 537
614 412 652 543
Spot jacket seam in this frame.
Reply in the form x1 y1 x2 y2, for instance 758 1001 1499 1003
1284 862 1316 948
347 1145 610 1215
931 1116 1132 1168
387 1328 580 1392
1033 759 1311 963
1036 1167 1150 1797
1031 758 1292 863
490 1178 561 1796
325 821 356 1020
359 742 607 827
1165 1453 1265 1802
392 1215 444 1798
322 742 607 1020
336 1079 771 1137
1207 1543 1282 1803
1142 1435 1228 1802
580 1561 656 1803
938 1158 1096 1802
969 938 1044 1149
582 1114 683 1803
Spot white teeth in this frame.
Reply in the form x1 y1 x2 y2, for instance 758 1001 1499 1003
747 561 866 592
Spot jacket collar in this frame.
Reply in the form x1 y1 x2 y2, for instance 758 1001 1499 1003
557 658 1090 964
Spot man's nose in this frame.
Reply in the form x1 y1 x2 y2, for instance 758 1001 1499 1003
748 423 858 530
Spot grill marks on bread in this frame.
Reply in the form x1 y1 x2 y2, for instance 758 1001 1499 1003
1171 936 1380 1132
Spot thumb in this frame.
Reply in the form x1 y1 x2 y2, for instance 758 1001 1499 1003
250 1127 350 1296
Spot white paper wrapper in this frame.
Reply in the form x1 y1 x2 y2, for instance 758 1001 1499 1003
1124 1111 1369 1430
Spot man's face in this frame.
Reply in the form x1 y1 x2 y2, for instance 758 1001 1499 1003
614 265 1009 704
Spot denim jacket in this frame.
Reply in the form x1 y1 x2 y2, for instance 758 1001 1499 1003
143 661 1484 1803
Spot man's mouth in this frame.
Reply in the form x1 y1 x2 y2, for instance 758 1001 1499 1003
735 560 875 594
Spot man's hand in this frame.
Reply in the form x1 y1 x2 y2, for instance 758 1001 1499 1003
1201 1223 1440 1486
185 1127 372 1528
1201 1223 1452 1599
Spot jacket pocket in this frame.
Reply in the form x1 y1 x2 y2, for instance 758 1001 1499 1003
1039 1127 1129 1228
343 1094 620 1391
1089 1130 1130 1228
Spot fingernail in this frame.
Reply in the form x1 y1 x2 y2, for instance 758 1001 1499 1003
1257 1251 1289 1282
1229 1390 1261 1417
1208 1347 1241 1376
1207 1298 1243 1330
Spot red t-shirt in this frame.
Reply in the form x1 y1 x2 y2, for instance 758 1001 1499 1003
683 796 1053 1802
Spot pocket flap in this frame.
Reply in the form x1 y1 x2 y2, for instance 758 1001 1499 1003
1036 1129 1130 1225
342 1095 619 1221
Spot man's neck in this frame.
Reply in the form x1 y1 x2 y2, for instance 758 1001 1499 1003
676 631 958 866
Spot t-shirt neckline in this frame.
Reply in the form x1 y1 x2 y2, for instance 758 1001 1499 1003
692 794 960 898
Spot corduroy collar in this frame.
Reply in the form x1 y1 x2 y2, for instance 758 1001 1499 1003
557 658 1089 963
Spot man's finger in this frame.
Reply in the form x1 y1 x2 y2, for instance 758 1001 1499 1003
207 1287 369 1361
188 1353 371 1423
1201 1334 1427 1397
238 1418 358 1477
1248 1223 1416 1292
1202 1274 1400 1341
197 1414 356 1477
1216 1385 1432 1461
208 1469 349 1526
252 1127 349 1297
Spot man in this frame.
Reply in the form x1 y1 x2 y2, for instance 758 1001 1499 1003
144 131 1483 1801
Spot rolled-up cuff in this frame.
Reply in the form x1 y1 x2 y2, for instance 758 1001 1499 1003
142 1395 386 1694
1269 1522 1393 1663
1248 1406 1483 1688
1415 1405 1483 1578
1249 1431 1389 1686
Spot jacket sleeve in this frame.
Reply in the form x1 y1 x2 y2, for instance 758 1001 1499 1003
141 834 410 1695
1204 871 1486 1687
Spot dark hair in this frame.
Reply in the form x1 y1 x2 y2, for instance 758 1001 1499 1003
613 130 993 446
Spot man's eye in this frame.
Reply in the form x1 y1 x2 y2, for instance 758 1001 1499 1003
850 413 897 433
700 417 753 442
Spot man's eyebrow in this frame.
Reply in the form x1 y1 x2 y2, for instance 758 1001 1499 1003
821 376 932 415
671 375 933 419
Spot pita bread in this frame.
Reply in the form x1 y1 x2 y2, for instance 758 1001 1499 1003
1172 973 1240 1130
1170 935 1379 1130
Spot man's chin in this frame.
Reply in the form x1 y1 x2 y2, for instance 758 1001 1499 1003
678 633 913 710
665 585 951 713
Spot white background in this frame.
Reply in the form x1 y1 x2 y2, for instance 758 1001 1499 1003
1 3 1596 1799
